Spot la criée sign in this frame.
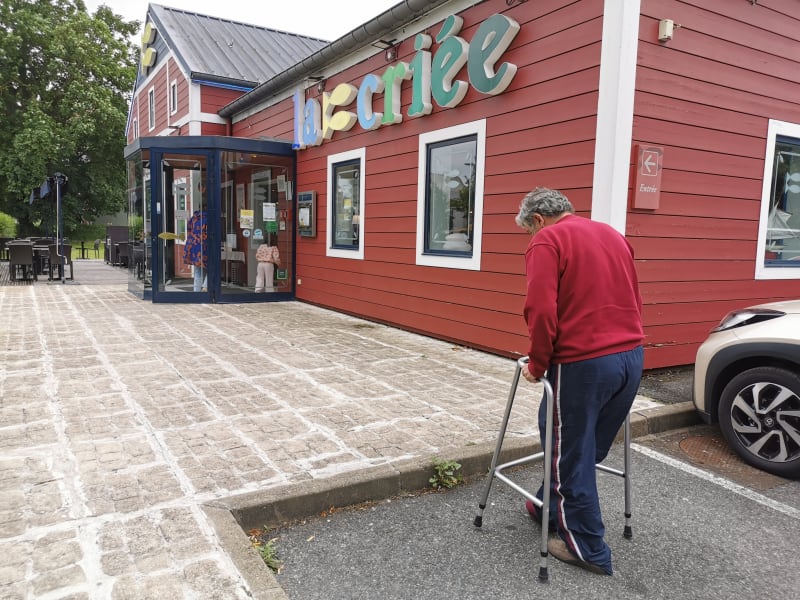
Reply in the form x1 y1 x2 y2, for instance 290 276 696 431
292 13 520 149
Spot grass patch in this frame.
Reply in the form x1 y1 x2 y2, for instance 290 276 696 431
68 240 104 260
249 532 282 573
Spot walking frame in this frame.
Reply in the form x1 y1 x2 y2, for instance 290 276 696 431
473 357 633 582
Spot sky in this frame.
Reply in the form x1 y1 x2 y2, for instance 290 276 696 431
83 0 401 41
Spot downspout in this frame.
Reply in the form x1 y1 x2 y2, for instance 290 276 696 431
591 0 641 233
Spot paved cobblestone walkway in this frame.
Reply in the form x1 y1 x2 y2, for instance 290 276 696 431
0 270 661 598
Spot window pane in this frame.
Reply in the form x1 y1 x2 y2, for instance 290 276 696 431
332 159 360 248
170 83 177 113
425 135 477 255
766 136 800 265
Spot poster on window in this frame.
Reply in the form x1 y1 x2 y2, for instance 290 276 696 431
240 209 254 229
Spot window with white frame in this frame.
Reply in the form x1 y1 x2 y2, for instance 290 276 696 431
416 119 486 271
170 81 177 114
148 87 155 130
133 118 138 140
326 147 365 259
756 119 800 279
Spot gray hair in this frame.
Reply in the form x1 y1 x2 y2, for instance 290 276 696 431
515 187 574 229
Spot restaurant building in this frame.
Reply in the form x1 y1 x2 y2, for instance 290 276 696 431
125 0 800 369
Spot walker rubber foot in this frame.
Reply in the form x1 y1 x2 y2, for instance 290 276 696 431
538 567 549 583
623 525 633 539
473 515 483 527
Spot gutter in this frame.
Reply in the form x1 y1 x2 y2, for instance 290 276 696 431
191 73 257 92
219 0 454 118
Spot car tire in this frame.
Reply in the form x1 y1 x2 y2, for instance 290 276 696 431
718 366 800 478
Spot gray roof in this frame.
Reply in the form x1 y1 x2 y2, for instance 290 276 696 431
220 0 451 117
147 3 329 87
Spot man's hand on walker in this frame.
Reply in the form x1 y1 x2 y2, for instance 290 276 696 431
521 363 539 383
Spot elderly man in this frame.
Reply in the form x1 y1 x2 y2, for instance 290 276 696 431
515 187 644 575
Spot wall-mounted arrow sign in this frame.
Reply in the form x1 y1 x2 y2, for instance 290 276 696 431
632 145 663 210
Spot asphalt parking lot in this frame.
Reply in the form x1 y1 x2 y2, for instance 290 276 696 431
267 424 800 600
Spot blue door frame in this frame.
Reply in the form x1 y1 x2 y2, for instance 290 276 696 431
149 149 217 303
124 135 297 304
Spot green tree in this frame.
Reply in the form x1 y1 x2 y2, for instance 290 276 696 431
0 0 139 236
0 211 16 236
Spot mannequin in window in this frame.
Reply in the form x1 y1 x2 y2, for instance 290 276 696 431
183 208 208 291
255 240 281 292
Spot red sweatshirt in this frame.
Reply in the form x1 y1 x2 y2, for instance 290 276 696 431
523 214 644 378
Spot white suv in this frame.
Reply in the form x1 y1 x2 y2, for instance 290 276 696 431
693 299 800 478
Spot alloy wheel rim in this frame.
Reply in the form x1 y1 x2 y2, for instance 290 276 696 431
730 381 800 464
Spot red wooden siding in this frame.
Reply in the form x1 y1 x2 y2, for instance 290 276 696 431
225 0 800 370
201 122 227 136
149 68 169 133
234 0 607 365
130 59 181 141
127 96 139 144
133 95 142 140
169 58 190 121
632 0 800 366
200 86 245 114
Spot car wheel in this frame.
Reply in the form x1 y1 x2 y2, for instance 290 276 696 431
718 366 800 478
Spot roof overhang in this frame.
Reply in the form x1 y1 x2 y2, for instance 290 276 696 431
124 135 294 160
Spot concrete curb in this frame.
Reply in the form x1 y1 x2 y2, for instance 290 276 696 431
202 505 289 600
204 401 700 598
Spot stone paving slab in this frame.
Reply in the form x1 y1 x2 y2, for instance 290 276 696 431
0 264 677 599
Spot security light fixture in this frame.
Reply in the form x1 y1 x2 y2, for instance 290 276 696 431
371 39 395 49
307 76 325 94
372 38 398 61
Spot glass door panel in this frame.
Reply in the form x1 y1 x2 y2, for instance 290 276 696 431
219 152 293 296
126 155 151 296
156 153 210 298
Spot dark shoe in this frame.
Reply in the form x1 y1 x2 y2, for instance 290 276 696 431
547 538 609 575
525 500 556 533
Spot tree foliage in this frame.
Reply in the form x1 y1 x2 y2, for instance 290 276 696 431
0 0 139 236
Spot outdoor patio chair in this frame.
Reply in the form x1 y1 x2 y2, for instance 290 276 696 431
48 243 73 280
8 242 36 281
132 242 146 279
116 241 130 267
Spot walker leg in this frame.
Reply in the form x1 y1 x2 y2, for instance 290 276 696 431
474 359 525 527
623 413 633 539
538 378 554 583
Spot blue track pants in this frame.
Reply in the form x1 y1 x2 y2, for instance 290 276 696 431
536 346 643 574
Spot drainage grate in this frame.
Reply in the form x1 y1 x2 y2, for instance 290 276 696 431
676 431 788 490
638 426 788 491
679 434 745 472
